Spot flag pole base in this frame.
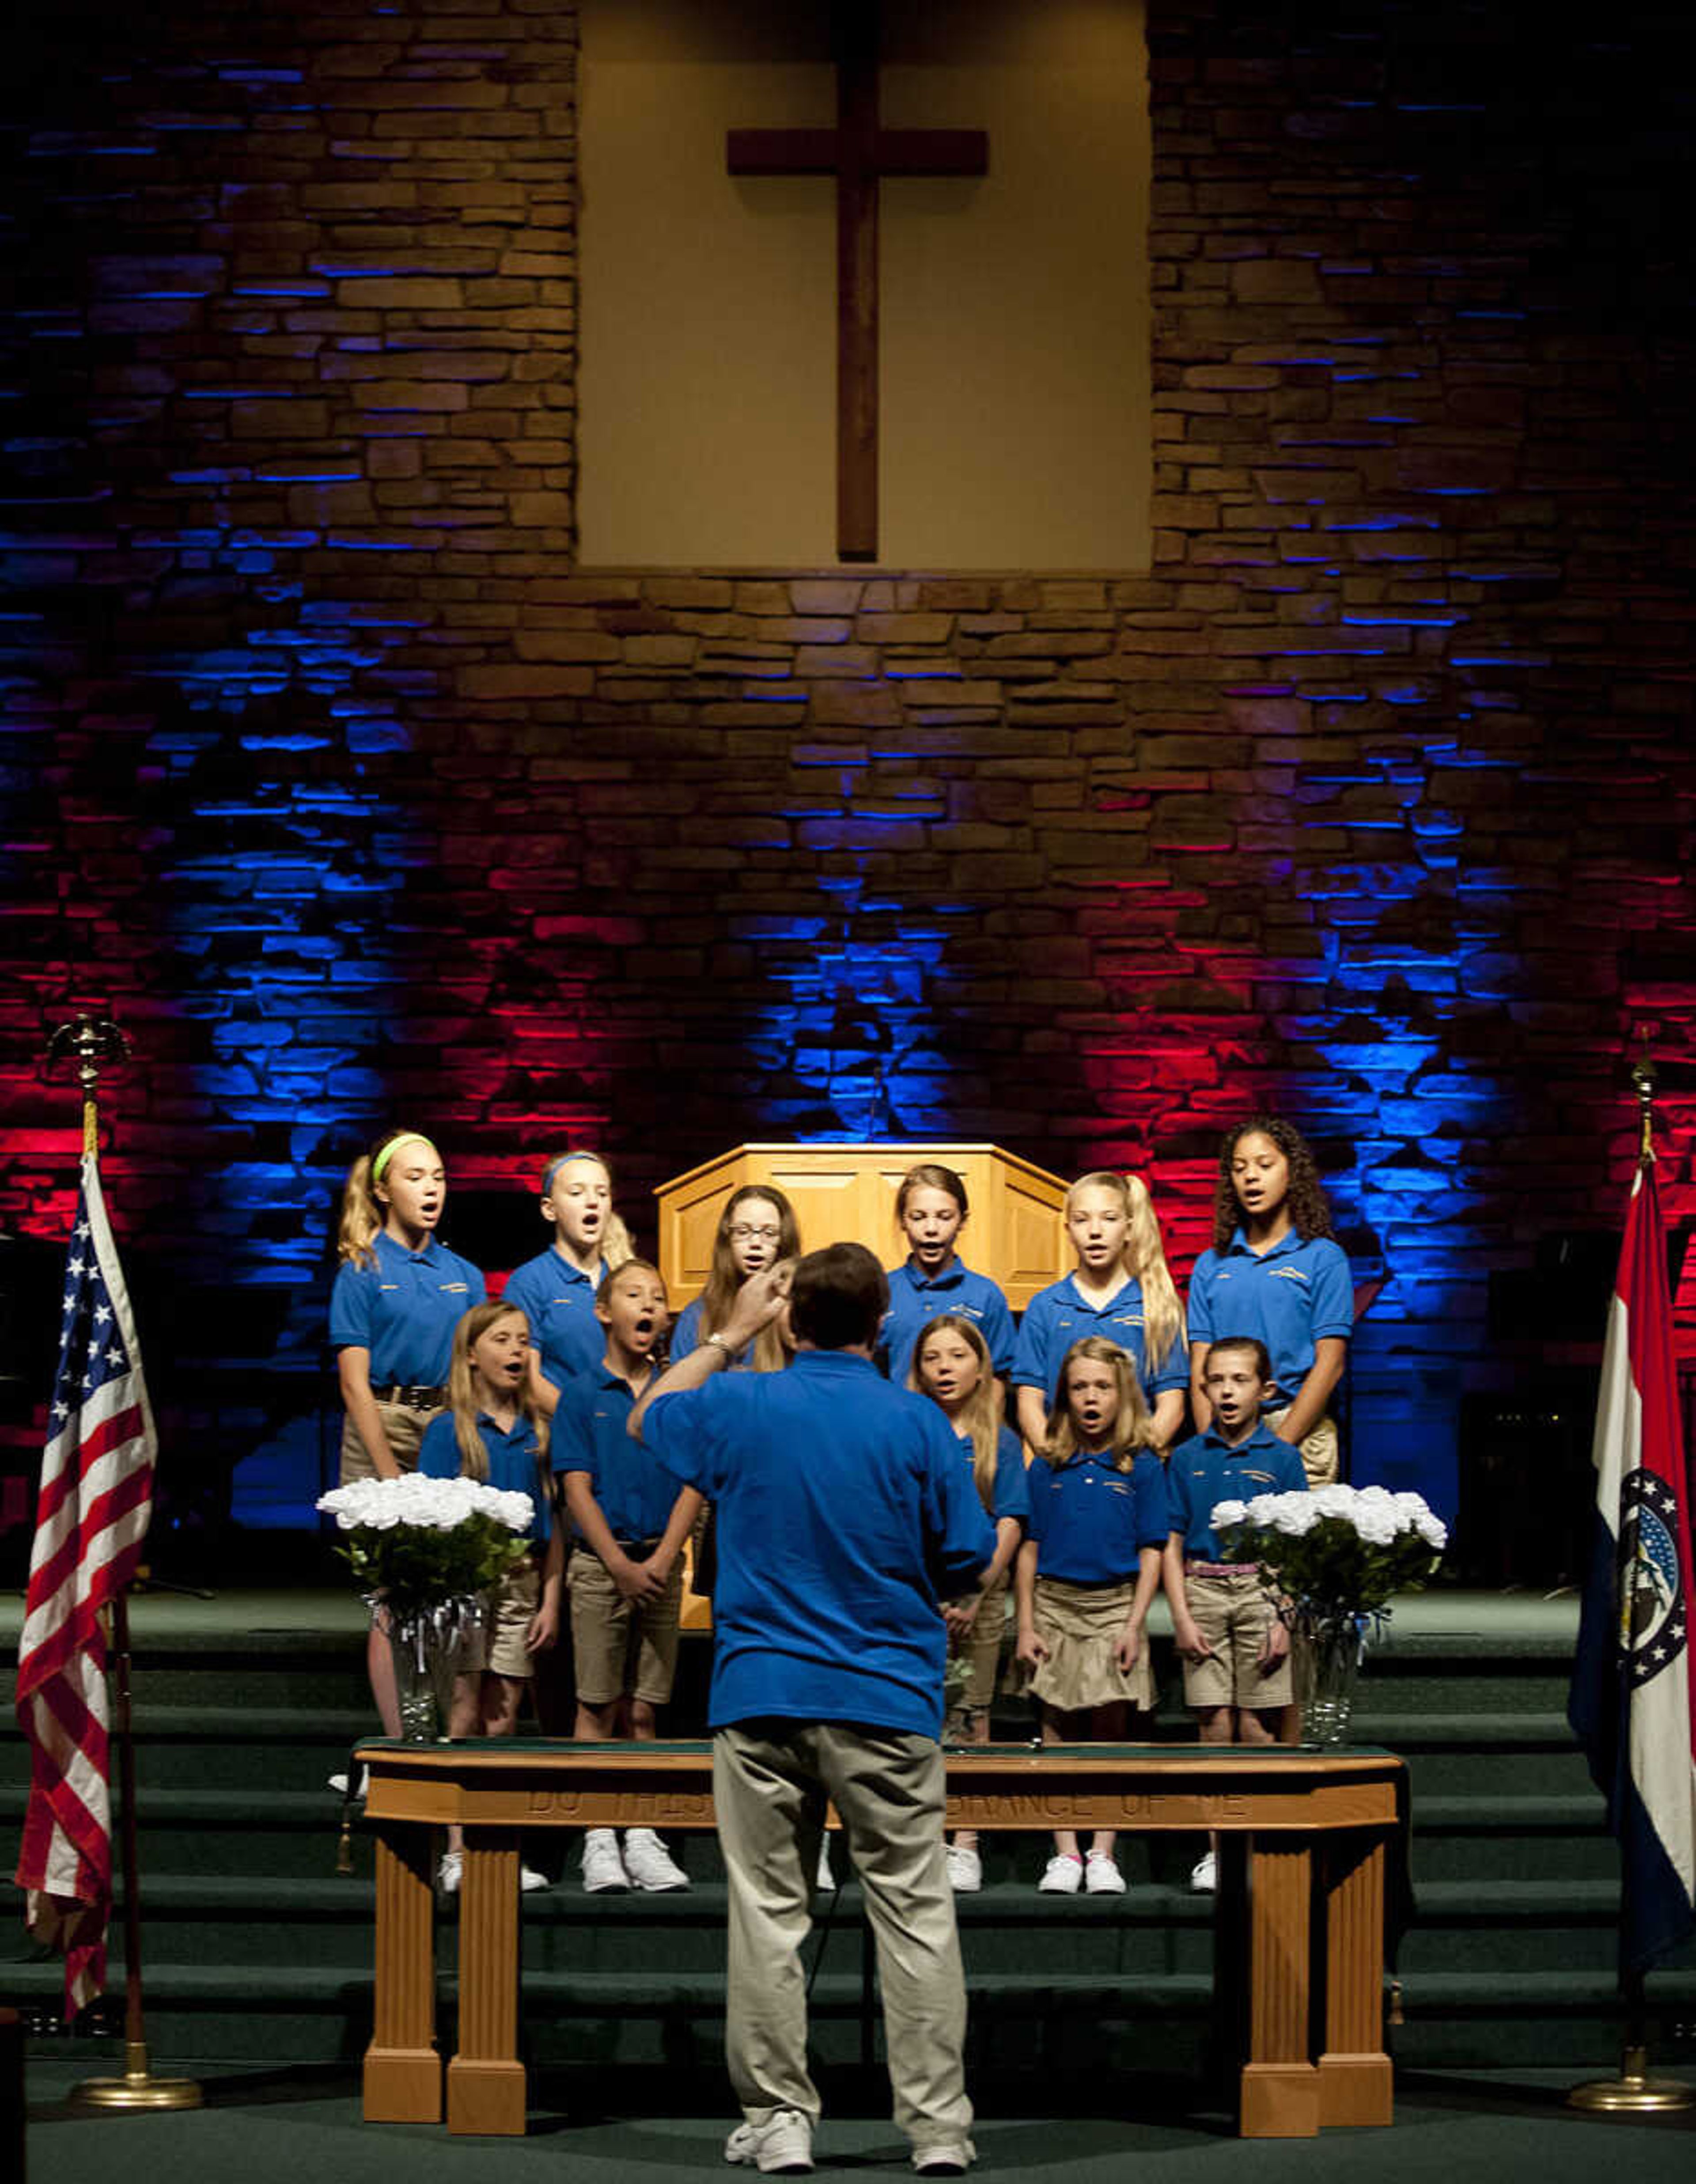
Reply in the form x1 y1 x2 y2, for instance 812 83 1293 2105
70 2040 203 2113
1567 2045 1695 2114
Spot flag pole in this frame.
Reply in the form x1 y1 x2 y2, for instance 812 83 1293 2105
1567 1043 1693 2114
52 1018 201 2115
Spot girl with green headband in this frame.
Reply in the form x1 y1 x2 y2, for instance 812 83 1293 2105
329 1125 487 1742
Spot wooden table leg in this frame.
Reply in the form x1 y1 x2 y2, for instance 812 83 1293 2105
1239 1836 1319 2138
1318 1833 1394 2126
364 1829 440 2122
447 1829 527 2136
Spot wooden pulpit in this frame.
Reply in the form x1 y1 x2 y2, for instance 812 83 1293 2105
653 1143 1069 1630
654 1141 1069 1311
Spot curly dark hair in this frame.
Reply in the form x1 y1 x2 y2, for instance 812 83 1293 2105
1213 1115 1335 1252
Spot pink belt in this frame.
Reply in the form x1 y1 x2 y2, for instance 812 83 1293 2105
1185 1560 1258 1577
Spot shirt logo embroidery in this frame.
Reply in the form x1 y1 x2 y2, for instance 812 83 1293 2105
1268 1267 1310 1285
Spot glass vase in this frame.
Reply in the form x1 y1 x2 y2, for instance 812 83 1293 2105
386 1602 479 1744
1297 1610 1367 1747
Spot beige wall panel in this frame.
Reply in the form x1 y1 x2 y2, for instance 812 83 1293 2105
579 0 1148 570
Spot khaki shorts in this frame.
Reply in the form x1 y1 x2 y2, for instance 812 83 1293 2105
456 1556 541 1681
1268 1407 1338 1488
943 1571 1011 1737
1182 1569 1292 1711
1027 1576 1153 1714
338 1396 441 1483
570 1547 684 1707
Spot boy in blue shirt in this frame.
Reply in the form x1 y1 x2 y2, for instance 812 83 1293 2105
634 1243 994 2178
1163 1337 1308 1891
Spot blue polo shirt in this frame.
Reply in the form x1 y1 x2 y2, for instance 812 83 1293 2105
553 1367 680 1544
1186 1229 1353 1405
329 1231 485 1387
1026 1448 1170 1585
418 1410 551 1542
1166 1423 1308 1558
1011 1274 1190 1412
646 1350 996 1738
501 1247 608 1392
956 1421 1031 1526
881 1257 1016 1387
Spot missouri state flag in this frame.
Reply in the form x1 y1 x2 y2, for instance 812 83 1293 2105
1568 1162 1696 1974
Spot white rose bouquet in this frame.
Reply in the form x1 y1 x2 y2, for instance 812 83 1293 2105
1209 1483 1449 1623
317 1472 536 1623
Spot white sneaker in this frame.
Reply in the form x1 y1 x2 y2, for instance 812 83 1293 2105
581 1829 628 1892
725 2107 814 2172
946 1843 982 1893
815 1841 836 1891
622 1828 690 1892
1190 1850 1218 1894
438 1850 462 1895
327 1767 369 1801
1037 1853 1083 1895
520 1865 549 1893
1084 1850 1125 1896
912 2144 976 2175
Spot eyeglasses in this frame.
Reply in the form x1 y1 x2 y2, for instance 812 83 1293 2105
728 1223 782 1243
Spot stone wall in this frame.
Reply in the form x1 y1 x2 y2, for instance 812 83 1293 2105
1 1 1692 1532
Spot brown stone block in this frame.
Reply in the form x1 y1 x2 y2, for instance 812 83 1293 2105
335 277 464 309
642 577 734 608
231 401 331 437
1149 495 1219 530
514 631 620 663
790 579 863 613
458 664 593 699
623 634 696 667
499 252 575 278
855 611 953 643
355 380 472 413
809 681 902 728
511 491 572 526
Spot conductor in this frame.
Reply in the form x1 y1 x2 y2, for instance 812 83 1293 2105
632 1242 996 2175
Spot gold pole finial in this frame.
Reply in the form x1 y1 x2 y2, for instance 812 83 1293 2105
1630 1030 1657 1169
46 1014 131 1159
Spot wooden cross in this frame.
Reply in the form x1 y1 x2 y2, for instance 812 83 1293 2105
727 2 988 563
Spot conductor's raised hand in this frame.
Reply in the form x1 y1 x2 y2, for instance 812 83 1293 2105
720 1258 795 1354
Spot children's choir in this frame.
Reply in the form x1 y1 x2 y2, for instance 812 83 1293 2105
329 1125 1352 1896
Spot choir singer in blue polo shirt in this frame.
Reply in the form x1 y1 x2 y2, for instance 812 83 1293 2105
631 1242 996 2178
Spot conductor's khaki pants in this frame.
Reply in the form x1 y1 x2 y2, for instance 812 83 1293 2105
712 1720 973 2152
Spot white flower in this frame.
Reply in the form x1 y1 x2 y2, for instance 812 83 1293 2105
1210 1498 1248 1531
1312 1483 1355 1519
1245 1494 1279 1526
1355 1505 1400 1547
1416 1512 1449 1549
1271 1499 1319 1536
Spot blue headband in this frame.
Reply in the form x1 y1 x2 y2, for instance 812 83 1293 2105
542 1151 606 1195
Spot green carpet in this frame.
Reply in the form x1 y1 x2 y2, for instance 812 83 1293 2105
18 2062 1696 2184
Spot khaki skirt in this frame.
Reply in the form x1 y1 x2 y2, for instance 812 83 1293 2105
1028 1575 1153 1713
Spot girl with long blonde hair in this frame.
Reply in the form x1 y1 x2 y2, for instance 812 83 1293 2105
329 1125 486 1744
911 1313 1030 1893
1012 1170 1188 1454
419 1301 562 1894
1015 1338 1170 1897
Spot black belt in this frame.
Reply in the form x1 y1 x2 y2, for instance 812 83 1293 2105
377 1384 446 1409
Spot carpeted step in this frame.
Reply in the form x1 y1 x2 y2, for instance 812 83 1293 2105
1390 1967 1696 2070
1408 1794 1614 1881
0 1784 370 1880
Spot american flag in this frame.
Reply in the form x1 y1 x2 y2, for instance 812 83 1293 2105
13 1154 156 2016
